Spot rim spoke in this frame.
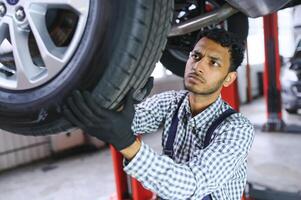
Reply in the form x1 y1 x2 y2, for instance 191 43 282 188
0 23 11 54
28 0 90 15
26 6 65 75
8 19 42 88
0 23 7 45
0 0 90 90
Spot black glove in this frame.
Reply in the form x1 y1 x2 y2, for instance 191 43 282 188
62 77 153 151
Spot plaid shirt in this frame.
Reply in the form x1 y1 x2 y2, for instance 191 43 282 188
124 90 254 200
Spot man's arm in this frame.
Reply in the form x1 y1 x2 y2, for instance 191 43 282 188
122 90 180 159
120 138 141 160
124 122 254 199
131 91 176 135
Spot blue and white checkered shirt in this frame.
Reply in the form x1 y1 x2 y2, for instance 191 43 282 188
124 90 254 200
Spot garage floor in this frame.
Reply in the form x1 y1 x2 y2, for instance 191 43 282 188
0 97 301 200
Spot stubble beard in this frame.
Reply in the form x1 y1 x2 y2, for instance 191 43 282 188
183 78 224 96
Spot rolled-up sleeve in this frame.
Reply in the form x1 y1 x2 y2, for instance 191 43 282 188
124 123 254 200
124 142 197 199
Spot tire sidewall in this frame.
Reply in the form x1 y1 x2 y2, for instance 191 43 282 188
0 0 174 135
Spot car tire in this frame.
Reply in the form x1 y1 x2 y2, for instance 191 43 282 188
285 108 298 114
0 0 174 135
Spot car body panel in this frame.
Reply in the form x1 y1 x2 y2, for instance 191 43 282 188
227 0 292 17
281 39 301 111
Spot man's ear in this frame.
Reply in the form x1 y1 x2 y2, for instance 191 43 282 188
223 72 237 87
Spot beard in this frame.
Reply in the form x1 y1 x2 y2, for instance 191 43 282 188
184 77 225 96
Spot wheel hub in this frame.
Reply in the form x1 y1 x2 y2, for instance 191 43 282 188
0 0 90 90
15 7 25 21
6 0 18 6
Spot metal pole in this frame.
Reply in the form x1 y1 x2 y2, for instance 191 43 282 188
262 13 285 132
110 146 130 200
245 43 253 102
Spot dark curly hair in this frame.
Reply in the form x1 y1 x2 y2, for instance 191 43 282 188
197 28 245 72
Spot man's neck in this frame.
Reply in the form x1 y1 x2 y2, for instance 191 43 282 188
188 92 220 117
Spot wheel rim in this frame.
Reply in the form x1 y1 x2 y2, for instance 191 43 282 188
0 0 90 90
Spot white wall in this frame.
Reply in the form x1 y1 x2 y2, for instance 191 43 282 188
0 130 51 171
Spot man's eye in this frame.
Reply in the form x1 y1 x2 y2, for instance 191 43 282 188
210 60 219 67
190 53 201 61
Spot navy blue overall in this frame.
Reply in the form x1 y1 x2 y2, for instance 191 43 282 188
162 96 236 200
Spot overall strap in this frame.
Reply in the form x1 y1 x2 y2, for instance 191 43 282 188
204 108 237 148
163 94 186 158
202 108 236 200
162 106 236 200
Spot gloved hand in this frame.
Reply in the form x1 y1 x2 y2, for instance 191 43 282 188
62 77 153 151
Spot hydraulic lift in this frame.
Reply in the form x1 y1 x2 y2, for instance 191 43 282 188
110 146 153 200
262 13 285 132
262 12 301 133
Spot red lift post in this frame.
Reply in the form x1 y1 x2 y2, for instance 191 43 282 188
110 146 153 200
221 79 240 111
262 13 285 132
110 146 130 200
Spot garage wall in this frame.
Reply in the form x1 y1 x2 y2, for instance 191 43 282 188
0 128 95 172
0 130 51 171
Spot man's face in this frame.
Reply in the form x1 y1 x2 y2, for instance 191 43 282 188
184 37 234 95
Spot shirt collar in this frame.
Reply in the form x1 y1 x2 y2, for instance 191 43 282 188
177 92 190 119
180 95 223 130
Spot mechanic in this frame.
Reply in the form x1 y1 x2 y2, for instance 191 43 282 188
63 28 254 200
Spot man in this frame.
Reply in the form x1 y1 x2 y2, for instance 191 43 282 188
63 28 254 200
